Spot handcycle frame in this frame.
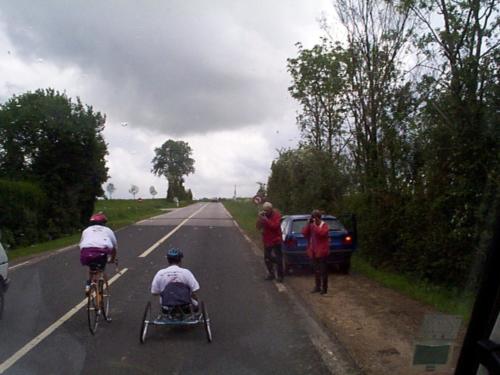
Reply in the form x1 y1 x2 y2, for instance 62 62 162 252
140 299 212 343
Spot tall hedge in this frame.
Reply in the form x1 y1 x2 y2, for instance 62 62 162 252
0 89 108 248
0 179 46 247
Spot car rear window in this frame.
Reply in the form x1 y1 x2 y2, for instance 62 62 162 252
291 219 308 233
291 218 345 233
324 219 345 231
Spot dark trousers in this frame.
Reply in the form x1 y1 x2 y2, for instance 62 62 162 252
312 257 328 292
264 244 284 279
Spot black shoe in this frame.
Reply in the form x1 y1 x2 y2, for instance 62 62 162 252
310 288 320 294
276 277 283 283
320 290 328 295
265 274 275 281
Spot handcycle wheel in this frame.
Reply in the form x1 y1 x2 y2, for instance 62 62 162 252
140 301 151 344
99 280 111 322
87 284 99 335
201 301 212 343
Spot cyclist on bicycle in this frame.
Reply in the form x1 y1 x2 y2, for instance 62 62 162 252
151 248 200 311
79 212 117 294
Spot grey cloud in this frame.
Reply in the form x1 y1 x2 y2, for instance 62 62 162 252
0 0 321 135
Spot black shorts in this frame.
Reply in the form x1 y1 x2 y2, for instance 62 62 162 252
87 253 108 271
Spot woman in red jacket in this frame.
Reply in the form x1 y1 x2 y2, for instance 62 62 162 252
302 210 330 294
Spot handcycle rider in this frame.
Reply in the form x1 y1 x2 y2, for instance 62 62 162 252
79 212 117 295
151 248 200 313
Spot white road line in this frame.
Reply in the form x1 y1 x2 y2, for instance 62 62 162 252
138 204 208 258
0 268 129 374
8 261 30 271
275 282 287 293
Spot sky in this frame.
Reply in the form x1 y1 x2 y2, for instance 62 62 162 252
0 0 335 199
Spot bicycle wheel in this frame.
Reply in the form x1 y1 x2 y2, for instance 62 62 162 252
140 301 151 344
87 284 99 335
99 279 111 322
201 301 212 343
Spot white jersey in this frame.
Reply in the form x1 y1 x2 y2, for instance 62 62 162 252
79 225 117 250
151 265 200 294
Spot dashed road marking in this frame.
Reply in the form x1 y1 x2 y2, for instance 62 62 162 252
138 204 208 258
0 268 129 374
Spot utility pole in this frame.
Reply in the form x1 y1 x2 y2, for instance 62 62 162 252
233 185 237 200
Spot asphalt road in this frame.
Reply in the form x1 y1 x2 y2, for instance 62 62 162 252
0 203 356 375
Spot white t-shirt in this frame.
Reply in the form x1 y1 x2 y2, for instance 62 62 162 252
151 265 200 295
79 225 117 250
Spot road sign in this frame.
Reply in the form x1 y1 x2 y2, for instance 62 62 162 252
253 195 263 205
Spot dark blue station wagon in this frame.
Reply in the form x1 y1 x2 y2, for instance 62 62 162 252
280 214 356 274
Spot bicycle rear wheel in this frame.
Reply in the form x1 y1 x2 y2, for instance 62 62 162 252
87 284 99 334
201 301 212 343
140 301 151 344
99 279 111 322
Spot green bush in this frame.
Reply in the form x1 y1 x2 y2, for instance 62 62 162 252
0 179 46 247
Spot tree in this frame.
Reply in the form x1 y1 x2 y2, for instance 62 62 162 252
335 0 415 193
287 39 347 158
399 0 500 284
106 183 116 199
256 182 267 197
267 147 347 214
151 140 195 201
149 185 157 199
0 88 108 240
129 185 139 199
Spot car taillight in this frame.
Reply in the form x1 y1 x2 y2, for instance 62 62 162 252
342 235 353 245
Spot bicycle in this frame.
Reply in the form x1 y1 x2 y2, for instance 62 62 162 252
86 258 118 335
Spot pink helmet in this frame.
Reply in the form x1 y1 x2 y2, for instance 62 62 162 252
90 212 107 224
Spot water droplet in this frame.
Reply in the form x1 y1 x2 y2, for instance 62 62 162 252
36 58 44 63
121 122 128 127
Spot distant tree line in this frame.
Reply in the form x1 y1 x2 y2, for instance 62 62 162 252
267 0 499 287
0 89 108 248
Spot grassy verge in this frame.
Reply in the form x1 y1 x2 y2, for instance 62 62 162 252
8 199 187 261
352 255 473 318
223 198 473 318
222 198 261 243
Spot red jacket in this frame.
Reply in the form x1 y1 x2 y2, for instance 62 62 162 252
302 221 330 259
256 210 282 247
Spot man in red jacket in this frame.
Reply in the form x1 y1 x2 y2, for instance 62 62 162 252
256 202 283 282
302 210 330 295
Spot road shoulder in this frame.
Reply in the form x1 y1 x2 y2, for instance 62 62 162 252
227 209 459 375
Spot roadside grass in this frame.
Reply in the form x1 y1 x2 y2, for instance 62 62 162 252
8 199 185 261
223 198 474 319
222 198 261 243
351 255 473 319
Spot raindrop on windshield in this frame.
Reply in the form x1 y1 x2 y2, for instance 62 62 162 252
36 58 44 63
121 122 128 127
